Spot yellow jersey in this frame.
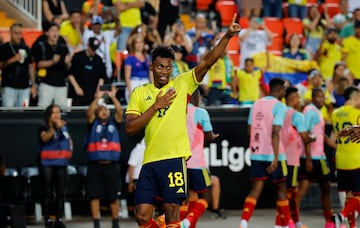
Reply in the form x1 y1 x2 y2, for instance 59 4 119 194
59 20 81 47
318 41 342 80
288 0 306 6
235 69 261 102
331 105 360 170
342 36 360 79
126 69 200 165
112 0 142 28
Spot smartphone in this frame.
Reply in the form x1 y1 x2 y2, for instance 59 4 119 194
100 82 126 91
100 84 112 91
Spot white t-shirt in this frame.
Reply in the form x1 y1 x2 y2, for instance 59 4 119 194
82 29 116 78
125 139 145 183
239 29 269 68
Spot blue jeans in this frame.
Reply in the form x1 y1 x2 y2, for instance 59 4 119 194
263 0 283 18
116 27 133 51
1 87 30 107
288 4 307 20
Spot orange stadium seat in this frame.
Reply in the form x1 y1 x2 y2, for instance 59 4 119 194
196 0 213 11
216 0 238 27
325 3 340 18
22 29 43 47
0 29 10 43
267 37 284 56
264 17 284 38
325 0 339 3
283 17 304 37
239 17 249 29
307 0 318 6
226 35 240 67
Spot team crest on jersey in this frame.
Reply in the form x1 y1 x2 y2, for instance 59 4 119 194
96 125 103 133
108 125 115 133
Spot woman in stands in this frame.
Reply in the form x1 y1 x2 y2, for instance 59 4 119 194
42 0 69 25
38 104 72 228
282 33 310 60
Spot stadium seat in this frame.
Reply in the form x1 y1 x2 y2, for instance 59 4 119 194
264 17 284 38
325 0 339 3
267 37 284 56
283 18 304 42
226 36 240 67
196 0 213 11
22 29 42 47
307 0 319 6
324 3 340 18
239 17 249 29
216 0 238 27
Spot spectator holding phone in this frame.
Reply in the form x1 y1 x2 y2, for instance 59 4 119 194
68 37 106 106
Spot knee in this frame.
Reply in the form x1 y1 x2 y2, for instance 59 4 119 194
135 210 152 225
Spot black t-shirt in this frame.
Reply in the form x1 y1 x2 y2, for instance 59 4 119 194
0 42 33 89
31 37 69 87
68 50 106 106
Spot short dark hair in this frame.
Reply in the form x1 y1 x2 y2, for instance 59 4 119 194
70 8 82 16
285 87 298 100
151 46 175 63
269 78 285 92
312 88 323 98
244 58 254 64
10 23 22 31
344 86 360 101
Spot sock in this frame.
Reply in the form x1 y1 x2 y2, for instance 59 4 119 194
180 205 188 220
289 190 300 223
348 212 356 228
295 221 303 228
139 219 161 228
239 220 248 228
342 197 360 218
338 191 347 208
241 196 257 221
166 221 180 228
185 199 208 228
323 210 333 223
274 212 282 226
93 219 100 228
277 199 290 226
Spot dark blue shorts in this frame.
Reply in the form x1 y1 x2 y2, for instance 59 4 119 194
337 169 360 195
298 158 330 182
135 158 187 205
249 160 287 183
286 165 299 188
188 168 211 193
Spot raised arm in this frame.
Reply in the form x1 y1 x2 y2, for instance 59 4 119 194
194 14 240 83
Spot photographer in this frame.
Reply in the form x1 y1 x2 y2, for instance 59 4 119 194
68 37 106 106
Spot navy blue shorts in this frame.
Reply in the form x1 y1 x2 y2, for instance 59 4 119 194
298 158 330 182
249 160 287 183
135 158 187 205
286 165 299 188
188 168 211 193
337 169 360 195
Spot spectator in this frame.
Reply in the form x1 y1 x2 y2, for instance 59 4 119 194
125 19 240 228
83 15 121 79
332 14 347 37
288 0 307 20
332 76 351 108
0 23 36 107
297 88 337 228
282 33 309 60
303 6 328 59
113 0 144 51
82 0 103 18
181 88 219 227
262 0 282 18
124 33 152 102
38 104 73 228
170 45 189 78
339 8 360 39
31 22 71 107
326 62 350 93
85 87 123 228
241 0 262 18
59 9 83 54
238 78 290 228
163 20 193 57
239 16 272 68
338 0 352 20
316 28 342 80
342 20 360 85
42 0 69 25
186 14 215 69
232 58 266 106
68 37 106 106
157 0 180 40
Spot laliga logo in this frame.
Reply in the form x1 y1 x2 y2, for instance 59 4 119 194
204 140 251 172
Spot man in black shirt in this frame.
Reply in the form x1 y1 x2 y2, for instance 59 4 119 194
68 37 106 106
0 23 36 107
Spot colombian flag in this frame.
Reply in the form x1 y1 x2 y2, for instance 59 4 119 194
252 53 319 85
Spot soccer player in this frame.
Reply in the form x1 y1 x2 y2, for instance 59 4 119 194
297 88 337 228
281 87 314 228
125 15 241 228
238 78 290 228
181 88 219 228
331 86 360 228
